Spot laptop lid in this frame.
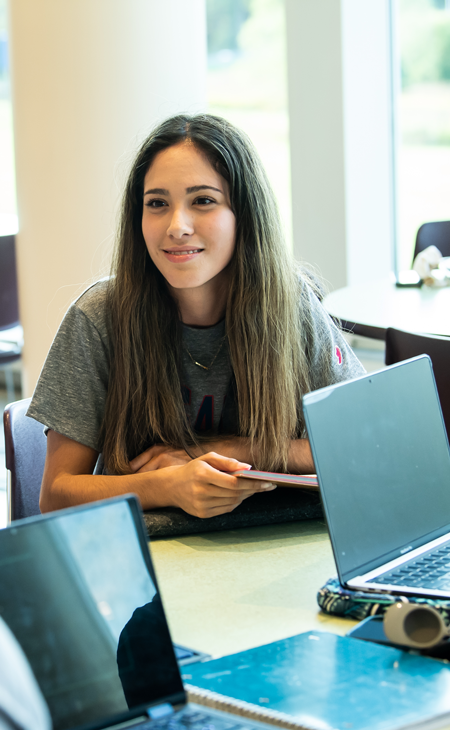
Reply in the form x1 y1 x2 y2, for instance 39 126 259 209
302 355 450 584
0 495 185 730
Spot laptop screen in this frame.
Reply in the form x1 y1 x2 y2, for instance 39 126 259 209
0 497 184 730
303 356 450 580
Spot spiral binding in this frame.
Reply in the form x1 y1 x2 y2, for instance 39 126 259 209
185 684 314 730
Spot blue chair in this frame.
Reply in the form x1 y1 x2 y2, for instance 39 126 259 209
3 397 46 521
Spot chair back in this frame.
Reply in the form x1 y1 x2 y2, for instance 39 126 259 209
413 221 450 263
385 328 450 440
0 235 20 331
3 398 47 521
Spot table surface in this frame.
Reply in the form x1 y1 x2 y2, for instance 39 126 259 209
150 520 354 659
324 278 450 340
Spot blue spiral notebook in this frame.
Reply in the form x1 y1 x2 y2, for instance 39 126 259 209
182 631 450 730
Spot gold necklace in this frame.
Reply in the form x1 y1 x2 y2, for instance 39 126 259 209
184 337 226 371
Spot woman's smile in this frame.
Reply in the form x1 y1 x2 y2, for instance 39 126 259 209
162 247 204 262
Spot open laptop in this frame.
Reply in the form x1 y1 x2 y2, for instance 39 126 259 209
0 495 271 730
302 355 450 599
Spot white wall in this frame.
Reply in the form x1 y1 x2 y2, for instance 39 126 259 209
8 0 207 394
286 0 394 291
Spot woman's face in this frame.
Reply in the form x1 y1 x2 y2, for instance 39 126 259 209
142 142 236 301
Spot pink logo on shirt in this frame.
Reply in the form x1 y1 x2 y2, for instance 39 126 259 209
335 346 342 365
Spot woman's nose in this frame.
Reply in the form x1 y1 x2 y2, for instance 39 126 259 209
166 207 194 239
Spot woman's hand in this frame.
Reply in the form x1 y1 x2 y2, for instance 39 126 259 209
130 444 192 472
130 446 277 518
41 434 275 518
158 452 276 519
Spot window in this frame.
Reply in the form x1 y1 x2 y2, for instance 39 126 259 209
206 0 292 247
0 0 17 233
395 0 450 269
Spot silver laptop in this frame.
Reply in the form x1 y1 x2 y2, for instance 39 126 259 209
0 496 271 730
303 355 450 598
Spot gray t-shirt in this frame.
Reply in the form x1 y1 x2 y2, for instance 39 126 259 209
181 319 232 433
28 279 365 458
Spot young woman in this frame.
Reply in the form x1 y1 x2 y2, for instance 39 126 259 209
28 114 364 518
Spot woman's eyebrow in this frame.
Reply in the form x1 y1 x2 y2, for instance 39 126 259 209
186 185 223 194
144 188 169 195
143 185 223 196
144 187 169 196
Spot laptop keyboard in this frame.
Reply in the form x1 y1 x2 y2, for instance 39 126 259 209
375 542 450 591
137 707 261 730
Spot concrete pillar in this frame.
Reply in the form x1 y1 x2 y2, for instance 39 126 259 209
286 0 394 291
7 0 207 394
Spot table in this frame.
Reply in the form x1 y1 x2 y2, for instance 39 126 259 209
150 523 450 730
150 524 450 730
323 278 450 340
150 520 354 658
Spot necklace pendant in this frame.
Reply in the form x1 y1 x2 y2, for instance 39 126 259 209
184 337 225 372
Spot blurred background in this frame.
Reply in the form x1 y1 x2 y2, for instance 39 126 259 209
3 0 449 284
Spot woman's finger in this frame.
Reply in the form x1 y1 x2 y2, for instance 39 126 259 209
129 447 155 472
198 495 259 518
131 444 189 472
196 451 252 473
194 486 273 501
197 463 277 492
193 453 277 492
137 451 190 473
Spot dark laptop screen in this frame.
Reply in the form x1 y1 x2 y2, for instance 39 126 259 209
0 498 184 730
303 356 450 580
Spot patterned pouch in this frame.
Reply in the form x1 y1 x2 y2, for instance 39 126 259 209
317 577 450 624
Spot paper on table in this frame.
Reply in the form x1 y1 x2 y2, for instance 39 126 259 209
231 470 318 489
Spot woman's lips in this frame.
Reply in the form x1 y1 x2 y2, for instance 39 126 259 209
162 249 203 263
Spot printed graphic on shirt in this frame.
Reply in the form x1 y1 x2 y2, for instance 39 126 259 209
218 394 227 431
194 395 214 431
335 346 342 365
182 386 216 432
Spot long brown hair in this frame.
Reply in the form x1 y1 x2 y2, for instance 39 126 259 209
102 114 328 474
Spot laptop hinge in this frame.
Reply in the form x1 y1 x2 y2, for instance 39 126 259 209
148 703 175 720
347 531 450 587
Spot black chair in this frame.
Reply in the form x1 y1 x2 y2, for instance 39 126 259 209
413 221 450 263
3 397 46 521
0 234 22 401
385 328 450 440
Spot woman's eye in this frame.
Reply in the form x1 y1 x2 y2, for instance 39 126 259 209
145 199 167 208
194 196 215 206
